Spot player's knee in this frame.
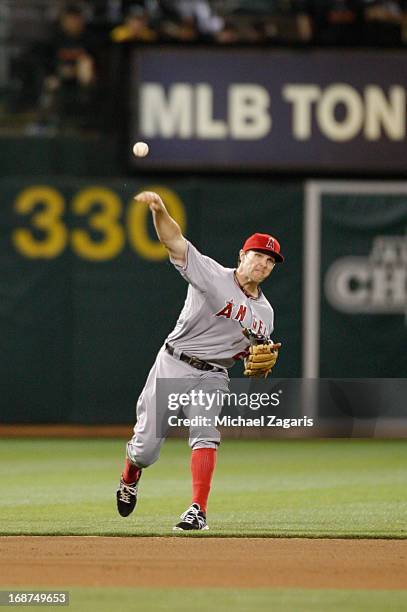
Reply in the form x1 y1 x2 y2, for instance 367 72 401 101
126 442 160 468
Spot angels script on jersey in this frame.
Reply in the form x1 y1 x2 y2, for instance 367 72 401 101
215 301 267 335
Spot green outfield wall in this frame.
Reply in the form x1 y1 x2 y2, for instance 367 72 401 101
0 178 302 423
1 177 406 425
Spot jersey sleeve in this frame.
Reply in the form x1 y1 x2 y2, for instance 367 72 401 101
268 309 275 337
266 300 275 337
170 241 226 293
259 298 274 339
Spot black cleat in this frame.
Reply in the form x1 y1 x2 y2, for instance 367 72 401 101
116 473 141 517
173 503 209 531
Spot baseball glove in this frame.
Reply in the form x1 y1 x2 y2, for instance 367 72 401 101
242 329 280 378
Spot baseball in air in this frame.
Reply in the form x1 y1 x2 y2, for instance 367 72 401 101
133 141 149 157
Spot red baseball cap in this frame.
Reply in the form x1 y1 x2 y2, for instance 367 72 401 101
242 233 285 263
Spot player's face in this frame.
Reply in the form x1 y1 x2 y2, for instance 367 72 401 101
240 250 275 283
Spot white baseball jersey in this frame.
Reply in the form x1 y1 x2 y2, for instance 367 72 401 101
166 241 275 368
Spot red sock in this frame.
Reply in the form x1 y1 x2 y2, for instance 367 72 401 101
191 448 217 514
122 457 141 484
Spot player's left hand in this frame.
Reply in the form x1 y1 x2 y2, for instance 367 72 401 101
243 342 281 378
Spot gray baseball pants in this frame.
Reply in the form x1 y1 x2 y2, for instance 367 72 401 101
126 346 229 468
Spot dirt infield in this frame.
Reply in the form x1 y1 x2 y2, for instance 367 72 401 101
1 537 406 589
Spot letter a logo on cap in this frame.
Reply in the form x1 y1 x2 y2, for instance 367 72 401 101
242 232 285 262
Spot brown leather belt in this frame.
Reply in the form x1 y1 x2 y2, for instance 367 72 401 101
165 343 226 373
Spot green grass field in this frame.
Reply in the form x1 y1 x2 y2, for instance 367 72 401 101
0 438 406 537
2 588 407 612
1 438 406 611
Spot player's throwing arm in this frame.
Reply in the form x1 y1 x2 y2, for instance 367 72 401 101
135 191 187 266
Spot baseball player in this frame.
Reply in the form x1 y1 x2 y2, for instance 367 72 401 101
116 191 284 530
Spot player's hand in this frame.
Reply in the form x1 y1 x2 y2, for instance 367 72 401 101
134 191 165 213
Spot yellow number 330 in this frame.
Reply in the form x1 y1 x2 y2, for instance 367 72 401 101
12 184 186 262
13 185 125 261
